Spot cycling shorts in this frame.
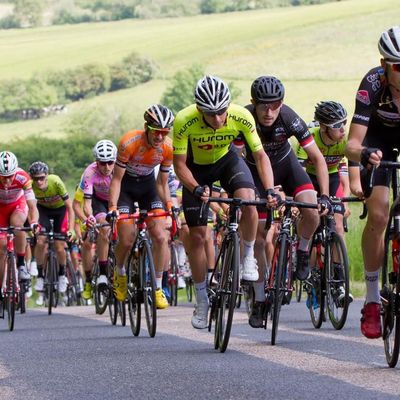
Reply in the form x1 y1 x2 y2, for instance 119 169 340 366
92 196 108 220
0 196 28 238
117 173 163 215
183 150 255 227
38 204 67 234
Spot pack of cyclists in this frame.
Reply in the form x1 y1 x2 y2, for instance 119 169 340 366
1 26 400 344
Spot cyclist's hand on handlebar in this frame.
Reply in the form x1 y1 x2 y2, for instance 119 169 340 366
193 185 210 202
30 222 41 234
105 209 119 223
67 230 76 242
360 147 382 168
265 188 281 208
85 214 97 228
318 194 332 215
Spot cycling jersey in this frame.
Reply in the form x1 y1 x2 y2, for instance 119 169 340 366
173 103 262 165
79 162 111 201
237 104 314 166
117 129 173 177
0 168 34 205
33 174 69 209
296 126 347 175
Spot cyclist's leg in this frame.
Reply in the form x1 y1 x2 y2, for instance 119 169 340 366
93 198 110 283
205 223 215 285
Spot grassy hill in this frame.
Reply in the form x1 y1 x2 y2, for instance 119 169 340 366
0 0 399 143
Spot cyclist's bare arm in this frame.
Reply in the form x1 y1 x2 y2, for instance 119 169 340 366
173 154 200 194
304 142 330 196
156 168 172 206
108 163 125 210
26 199 39 225
83 197 93 219
345 123 368 163
64 197 75 232
252 149 274 191
73 199 86 223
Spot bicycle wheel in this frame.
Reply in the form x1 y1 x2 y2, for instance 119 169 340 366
382 221 400 367
168 245 179 306
185 277 193 302
141 240 157 337
108 295 118 325
215 232 239 352
18 280 28 314
93 259 108 315
118 301 126 326
325 233 350 330
307 242 325 329
5 254 17 331
46 254 58 315
127 253 141 336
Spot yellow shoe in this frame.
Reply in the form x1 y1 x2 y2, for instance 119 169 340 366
82 282 92 300
113 271 127 302
155 288 169 309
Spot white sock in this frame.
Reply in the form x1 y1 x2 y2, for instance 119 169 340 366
195 279 208 304
243 240 255 258
253 281 266 302
298 236 310 252
365 269 380 304
156 277 162 289
117 266 126 276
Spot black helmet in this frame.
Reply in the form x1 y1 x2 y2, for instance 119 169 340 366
314 101 347 125
378 26 400 62
29 161 49 176
251 76 285 103
144 104 174 129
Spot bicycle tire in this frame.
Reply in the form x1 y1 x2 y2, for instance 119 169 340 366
6 254 17 331
382 220 400 367
271 235 288 345
215 232 239 352
66 252 81 306
308 242 325 329
93 259 108 315
108 295 118 325
141 240 157 337
127 252 141 336
18 280 28 314
118 300 126 326
46 254 58 315
168 245 179 306
325 233 350 330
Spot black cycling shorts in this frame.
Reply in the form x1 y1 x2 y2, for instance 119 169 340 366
183 150 255 227
117 172 163 214
38 204 67 233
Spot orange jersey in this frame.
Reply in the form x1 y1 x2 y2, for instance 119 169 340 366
116 130 173 177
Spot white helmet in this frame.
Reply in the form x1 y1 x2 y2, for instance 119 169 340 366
378 26 400 62
194 75 231 113
93 140 117 162
0 151 18 176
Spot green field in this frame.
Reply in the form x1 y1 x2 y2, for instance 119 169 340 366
1 0 399 289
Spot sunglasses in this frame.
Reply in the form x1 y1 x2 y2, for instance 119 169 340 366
203 107 228 117
98 160 115 166
33 175 46 181
147 125 171 136
325 120 347 129
386 61 400 73
256 101 282 111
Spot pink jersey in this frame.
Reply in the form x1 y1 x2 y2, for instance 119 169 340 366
79 162 112 201
0 168 35 205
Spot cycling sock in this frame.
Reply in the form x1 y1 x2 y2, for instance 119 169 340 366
98 260 108 275
253 281 266 302
365 269 380 303
37 265 44 278
58 265 65 276
195 279 208 303
117 266 126 276
298 236 310 252
243 240 255 258
162 271 168 288
156 277 162 289
17 254 25 267
207 268 214 283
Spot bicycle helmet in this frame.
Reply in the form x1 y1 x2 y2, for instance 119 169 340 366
194 75 231 112
379 26 400 62
144 104 174 129
0 151 18 176
314 101 347 125
29 161 49 176
92 140 117 162
251 76 285 103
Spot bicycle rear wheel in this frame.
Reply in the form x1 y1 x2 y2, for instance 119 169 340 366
215 232 239 353
325 233 350 330
108 295 118 325
127 253 141 336
6 254 17 331
168 245 179 306
93 258 108 315
46 254 58 315
271 235 288 345
66 255 81 306
141 240 157 337
382 221 400 368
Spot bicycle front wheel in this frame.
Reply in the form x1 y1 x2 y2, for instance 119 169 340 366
6 254 17 331
141 240 157 338
46 254 58 316
127 252 141 336
382 222 400 367
325 233 350 330
215 232 239 353
168 244 179 306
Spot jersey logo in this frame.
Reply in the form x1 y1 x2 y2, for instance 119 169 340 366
198 144 213 150
290 117 303 133
356 90 370 105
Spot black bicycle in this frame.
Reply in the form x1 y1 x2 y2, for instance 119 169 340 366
65 243 82 306
207 196 266 353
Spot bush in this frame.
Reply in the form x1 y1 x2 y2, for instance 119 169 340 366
0 15 21 29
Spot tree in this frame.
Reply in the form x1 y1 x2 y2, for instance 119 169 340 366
12 0 47 27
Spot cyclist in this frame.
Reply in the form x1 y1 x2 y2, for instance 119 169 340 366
296 101 353 306
0 151 39 292
78 139 117 300
345 26 400 339
173 75 276 329
29 161 75 305
108 104 175 310
237 76 330 328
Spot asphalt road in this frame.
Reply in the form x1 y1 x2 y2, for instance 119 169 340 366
1 299 399 400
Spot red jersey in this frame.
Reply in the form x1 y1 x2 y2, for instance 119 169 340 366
0 168 34 205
